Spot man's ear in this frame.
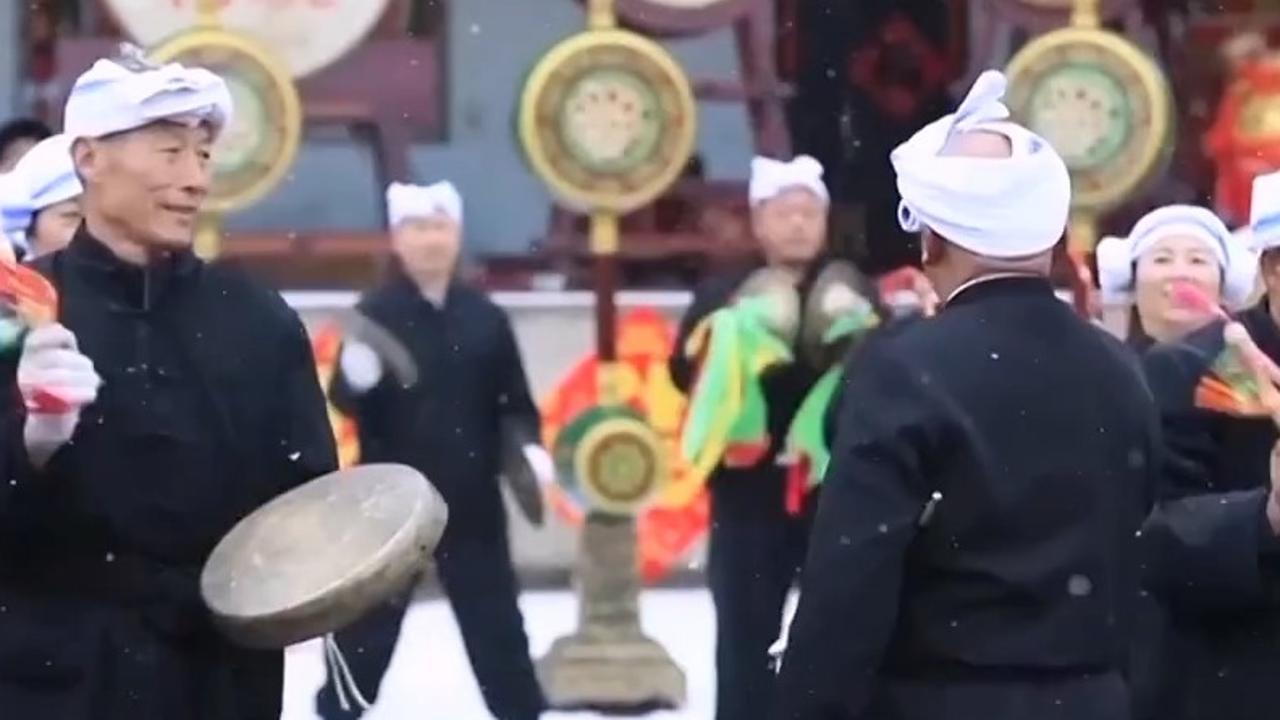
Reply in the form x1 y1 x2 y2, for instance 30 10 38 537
71 137 100 185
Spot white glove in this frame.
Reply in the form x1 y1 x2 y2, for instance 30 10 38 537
17 324 101 467
339 341 383 393
521 444 556 487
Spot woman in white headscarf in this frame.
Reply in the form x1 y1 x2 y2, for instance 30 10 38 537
12 133 81 258
1095 205 1256 720
1096 204 1257 352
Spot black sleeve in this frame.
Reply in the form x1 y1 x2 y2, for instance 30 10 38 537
776 335 934 719
272 314 339 493
0 352 73 531
667 274 741 394
493 310 541 441
1139 346 1280 613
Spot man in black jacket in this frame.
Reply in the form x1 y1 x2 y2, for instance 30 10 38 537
775 71 1157 720
0 49 338 718
669 154 846 720
315 180 548 720
1137 168 1280 720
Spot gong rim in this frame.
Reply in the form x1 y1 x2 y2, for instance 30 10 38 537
200 463 448 649
735 266 801 345
1005 27 1173 213
518 29 698 215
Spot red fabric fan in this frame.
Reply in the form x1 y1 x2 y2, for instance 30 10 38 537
0 259 67 414
1169 281 1280 420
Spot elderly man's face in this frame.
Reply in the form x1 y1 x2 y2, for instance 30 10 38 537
753 187 827 266
392 214 461 282
75 120 212 251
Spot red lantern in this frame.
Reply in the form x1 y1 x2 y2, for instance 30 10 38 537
1205 57 1280 225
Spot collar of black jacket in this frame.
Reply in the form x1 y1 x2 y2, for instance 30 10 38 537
62 223 202 311
945 274 1055 310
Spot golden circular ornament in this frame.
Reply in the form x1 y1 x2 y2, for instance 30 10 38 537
150 29 303 215
1005 28 1173 212
574 415 666 516
519 30 698 214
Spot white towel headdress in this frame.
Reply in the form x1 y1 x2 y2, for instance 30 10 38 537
891 70 1071 258
64 46 233 141
1095 204 1257 308
1249 169 1280 251
0 173 33 255
386 181 463 228
13 134 81 211
749 155 829 207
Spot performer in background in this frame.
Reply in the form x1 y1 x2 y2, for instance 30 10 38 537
0 48 338 719
1138 170 1280 720
1093 205 1256 720
1096 206 1257 352
0 172 33 256
0 117 51 172
776 71 1157 720
12 133 82 258
316 181 549 720
669 154 877 720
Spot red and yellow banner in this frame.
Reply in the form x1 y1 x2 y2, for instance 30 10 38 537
541 308 709 582
309 323 361 469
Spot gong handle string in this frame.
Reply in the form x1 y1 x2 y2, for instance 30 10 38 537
324 633 374 712
1072 0 1101 29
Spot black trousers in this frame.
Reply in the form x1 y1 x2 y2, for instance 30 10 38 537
315 530 546 720
708 466 817 720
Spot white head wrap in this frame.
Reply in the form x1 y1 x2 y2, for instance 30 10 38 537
891 70 1071 258
63 50 233 141
13 134 81 211
386 181 463 227
749 155 829 207
0 174 33 255
1249 168 1280 251
1095 204 1258 308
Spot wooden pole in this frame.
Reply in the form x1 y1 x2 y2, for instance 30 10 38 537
590 212 620 404
586 0 617 30
1071 0 1101 29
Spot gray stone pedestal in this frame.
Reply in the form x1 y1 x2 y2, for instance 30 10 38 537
536 512 686 712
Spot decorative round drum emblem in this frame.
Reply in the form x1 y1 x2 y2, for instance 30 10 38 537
576 415 665 515
1006 28 1172 212
552 405 667 517
150 29 303 214
520 30 697 214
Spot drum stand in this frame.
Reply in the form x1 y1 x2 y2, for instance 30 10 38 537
535 216 686 711
537 513 685 711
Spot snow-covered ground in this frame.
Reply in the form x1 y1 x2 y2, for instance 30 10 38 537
282 588 716 719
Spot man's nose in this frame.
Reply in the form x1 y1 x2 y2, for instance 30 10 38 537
175 149 211 197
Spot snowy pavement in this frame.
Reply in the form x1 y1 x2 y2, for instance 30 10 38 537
283 588 716 719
